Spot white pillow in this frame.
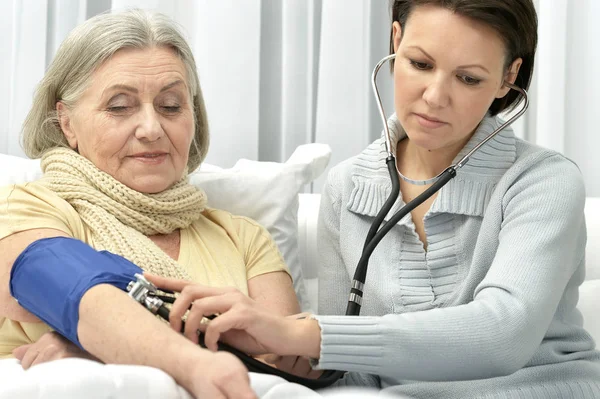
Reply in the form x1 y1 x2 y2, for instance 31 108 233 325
190 144 331 311
584 197 600 280
0 145 331 311
0 154 42 185
579 279 600 344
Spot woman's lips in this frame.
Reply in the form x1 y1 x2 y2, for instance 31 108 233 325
129 153 168 164
414 113 447 129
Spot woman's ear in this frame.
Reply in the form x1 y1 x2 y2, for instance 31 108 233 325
496 57 523 98
392 21 402 53
56 102 78 150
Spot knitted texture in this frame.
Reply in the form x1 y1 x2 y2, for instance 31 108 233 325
38 148 207 280
315 115 600 397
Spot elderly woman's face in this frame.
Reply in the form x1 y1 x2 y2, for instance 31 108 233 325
392 6 521 152
57 46 195 194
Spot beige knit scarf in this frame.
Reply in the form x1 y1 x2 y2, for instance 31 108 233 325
39 147 207 281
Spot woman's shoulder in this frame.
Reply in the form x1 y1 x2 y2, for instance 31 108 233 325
194 207 270 239
189 207 283 266
514 137 573 163
498 138 586 208
0 180 81 239
511 138 583 184
0 180 73 208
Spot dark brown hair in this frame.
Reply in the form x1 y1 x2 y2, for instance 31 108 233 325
389 0 537 116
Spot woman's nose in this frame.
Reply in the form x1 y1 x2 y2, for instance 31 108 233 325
422 77 451 109
135 105 165 142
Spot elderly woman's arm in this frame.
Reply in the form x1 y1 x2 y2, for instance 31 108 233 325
0 229 256 399
0 229 65 322
78 284 255 398
248 271 300 316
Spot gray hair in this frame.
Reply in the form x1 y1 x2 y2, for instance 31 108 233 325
21 8 209 172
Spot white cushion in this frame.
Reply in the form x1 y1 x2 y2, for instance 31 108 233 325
585 197 600 281
579 280 600 343
0 358 192 399
0 154 42 185
298 193 322 313
190 144 331 311
298 193 322 280
0 145 332 311
0 357 397 398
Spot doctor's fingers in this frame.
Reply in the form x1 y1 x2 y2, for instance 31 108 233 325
183 304 221 344
201 300 290 355
182 292 251 342
202 308 257 352
169 285 240 332
143 273 192 293
144 273 239 302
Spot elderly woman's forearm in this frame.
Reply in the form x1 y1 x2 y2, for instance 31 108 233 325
78 284 207 388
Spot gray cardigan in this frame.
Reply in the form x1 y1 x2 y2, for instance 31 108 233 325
315 115 600 398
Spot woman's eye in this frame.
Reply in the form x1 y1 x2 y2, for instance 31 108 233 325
459 75 481 86
409 60 432 70
107 106 129 113
161 105 181 113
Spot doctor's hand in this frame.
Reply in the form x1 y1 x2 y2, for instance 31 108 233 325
263 354 324 379
144 273 322 359
259 313 323 378
13 331 100 369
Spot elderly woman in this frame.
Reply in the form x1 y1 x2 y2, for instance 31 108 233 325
0 9 299 399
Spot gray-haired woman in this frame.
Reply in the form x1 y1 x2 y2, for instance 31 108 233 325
0 9 300 399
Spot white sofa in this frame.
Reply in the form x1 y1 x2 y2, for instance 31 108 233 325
297 194 600 343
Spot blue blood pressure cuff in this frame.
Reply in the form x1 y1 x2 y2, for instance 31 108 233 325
10 237 142 347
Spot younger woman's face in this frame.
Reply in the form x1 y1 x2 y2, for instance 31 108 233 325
393 5 521 152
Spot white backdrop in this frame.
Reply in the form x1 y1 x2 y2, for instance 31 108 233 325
1 0 598 194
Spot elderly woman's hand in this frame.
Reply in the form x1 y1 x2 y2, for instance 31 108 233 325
144 273 321 360
12 331 100 369
187 350 257 399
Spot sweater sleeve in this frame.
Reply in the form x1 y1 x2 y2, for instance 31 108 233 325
313 154 587 381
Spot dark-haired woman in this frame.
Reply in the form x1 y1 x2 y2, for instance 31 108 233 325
147 1 600 397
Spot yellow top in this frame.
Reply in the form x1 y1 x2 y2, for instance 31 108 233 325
0 182 289 358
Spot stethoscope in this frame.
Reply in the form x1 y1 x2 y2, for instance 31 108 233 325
127 53 529 389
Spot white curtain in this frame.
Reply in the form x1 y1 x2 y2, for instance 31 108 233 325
0 0 110 157
1 0 599 195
